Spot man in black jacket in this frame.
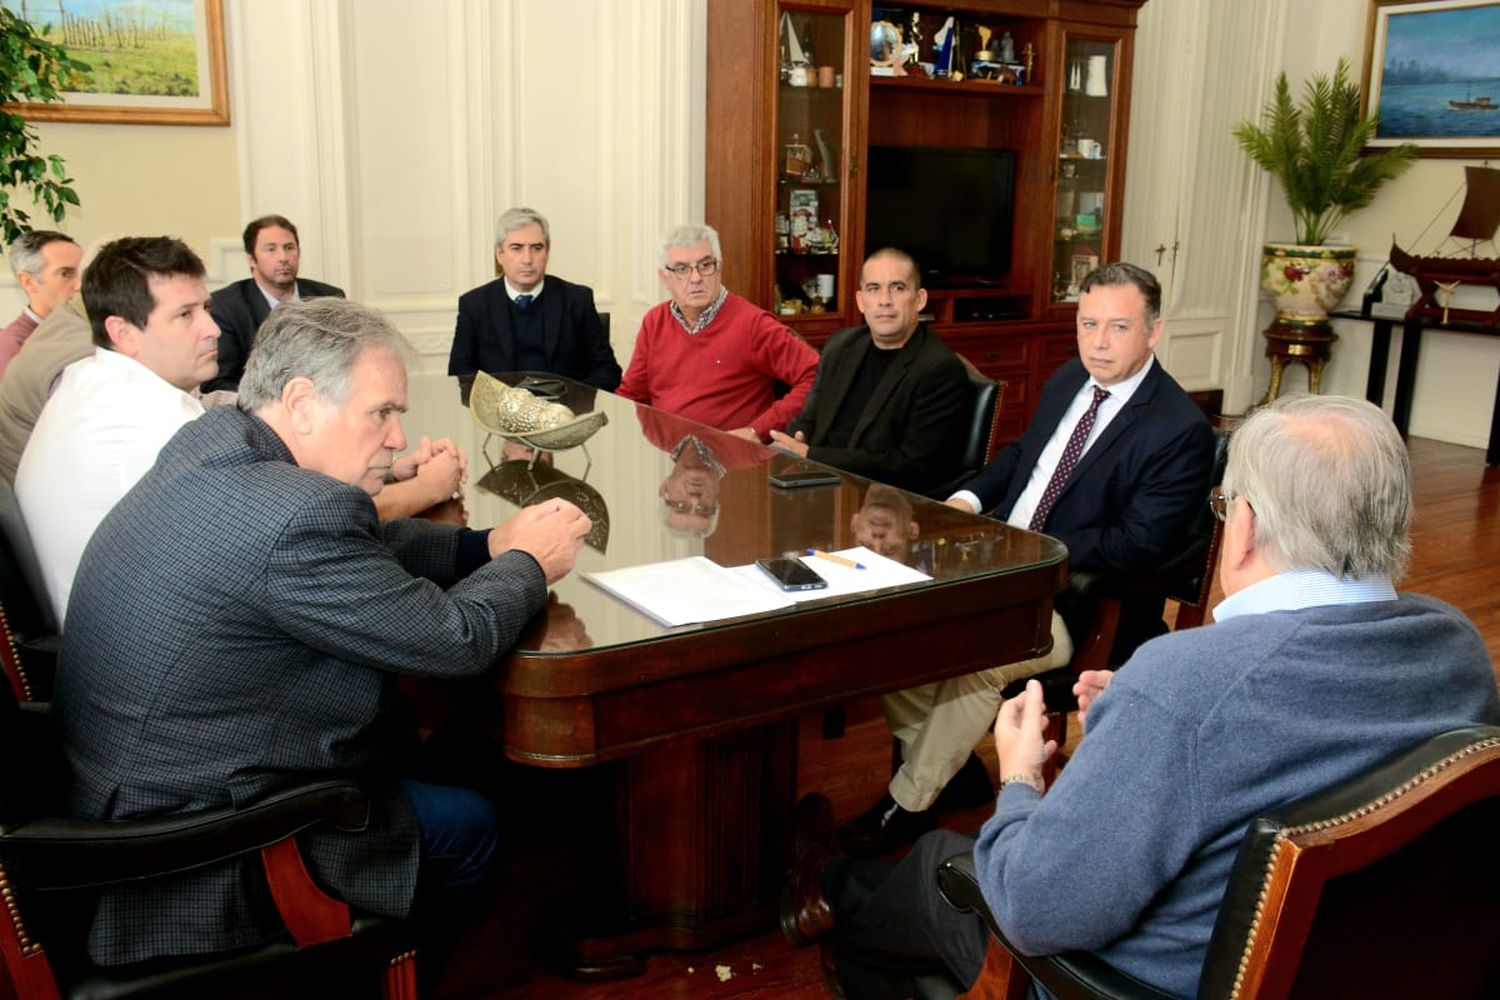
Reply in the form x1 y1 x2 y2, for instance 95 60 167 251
771 247 969 497
204 214 344 392
448 207 621 390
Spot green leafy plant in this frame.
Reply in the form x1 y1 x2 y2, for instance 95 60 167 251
1 7 89 244
1234 57 1418 246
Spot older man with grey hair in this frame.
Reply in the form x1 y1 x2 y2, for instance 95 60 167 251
448 206 621 389
1 229 81 377
786 393 1499 1000
618 222 818 442
55 296 591 967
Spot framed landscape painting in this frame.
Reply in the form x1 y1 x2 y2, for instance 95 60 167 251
2 0 228 125
1364 0 1500 156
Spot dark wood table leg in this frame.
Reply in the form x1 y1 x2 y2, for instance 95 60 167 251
1392 319 1424 438
563 718 799 979
1365 317 1393 406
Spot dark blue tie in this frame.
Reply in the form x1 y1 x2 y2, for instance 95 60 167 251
514 293 534 312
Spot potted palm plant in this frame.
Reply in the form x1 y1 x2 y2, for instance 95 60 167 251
1234 58 1418 324
0 8 87 243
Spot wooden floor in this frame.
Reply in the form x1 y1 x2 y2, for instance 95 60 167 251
432 436 1500 999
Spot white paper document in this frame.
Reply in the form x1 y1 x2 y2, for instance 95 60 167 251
585 556 794 627
732 546 932 603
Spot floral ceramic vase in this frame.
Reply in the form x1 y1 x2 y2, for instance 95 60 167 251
1260 243 1358 324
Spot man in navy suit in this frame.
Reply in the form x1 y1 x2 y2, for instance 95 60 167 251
204 214 345 392
448 207 622 390
841 261 1215 856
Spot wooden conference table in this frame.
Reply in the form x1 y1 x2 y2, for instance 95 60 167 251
406 373 1067 976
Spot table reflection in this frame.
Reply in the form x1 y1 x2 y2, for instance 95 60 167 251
403 371 1065 656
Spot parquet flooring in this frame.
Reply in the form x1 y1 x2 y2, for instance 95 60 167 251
433 436 1500 998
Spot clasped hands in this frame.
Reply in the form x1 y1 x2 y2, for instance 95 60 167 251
993 669 1114 793
392 435 467 502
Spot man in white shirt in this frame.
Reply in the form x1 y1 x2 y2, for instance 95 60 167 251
16 237 219 625
839 262 1216 856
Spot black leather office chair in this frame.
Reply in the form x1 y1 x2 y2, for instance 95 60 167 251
934 725 1500 999
0 478 58 701
0 592 419 999
931 357 1003 500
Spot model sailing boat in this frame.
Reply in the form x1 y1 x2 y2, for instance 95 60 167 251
1388 165 1500 326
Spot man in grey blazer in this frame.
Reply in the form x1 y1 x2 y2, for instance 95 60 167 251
54 298 590 966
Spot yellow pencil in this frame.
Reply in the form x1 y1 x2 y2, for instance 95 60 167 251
806 548 866 570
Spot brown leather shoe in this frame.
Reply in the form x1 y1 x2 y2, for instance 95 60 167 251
780 793 842 947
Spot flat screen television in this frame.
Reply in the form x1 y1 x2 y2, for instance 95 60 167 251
864 145 1016 286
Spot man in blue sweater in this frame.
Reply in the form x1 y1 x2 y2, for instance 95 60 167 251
783 393 1500 999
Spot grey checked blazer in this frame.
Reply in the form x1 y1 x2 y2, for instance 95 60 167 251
54 405 548 966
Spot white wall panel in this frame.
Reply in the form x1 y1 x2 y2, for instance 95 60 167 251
230 0 705 371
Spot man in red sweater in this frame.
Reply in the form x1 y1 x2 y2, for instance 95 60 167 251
618 224 817 442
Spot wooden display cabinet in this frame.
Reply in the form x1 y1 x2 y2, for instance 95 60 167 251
707 0 1146 443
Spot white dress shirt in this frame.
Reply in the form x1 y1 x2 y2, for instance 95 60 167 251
952 356 1157 523
15 348 204 625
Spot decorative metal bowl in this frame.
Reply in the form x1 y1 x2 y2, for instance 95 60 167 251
468 371 608 451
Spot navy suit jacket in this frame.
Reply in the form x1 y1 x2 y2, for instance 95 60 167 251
205 276 345 392
448 275 621 390
787 323 969 497
962 357 1214 655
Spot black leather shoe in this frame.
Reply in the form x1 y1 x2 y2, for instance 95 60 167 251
932 753 996 814
780 793 842 947
837 792 935 858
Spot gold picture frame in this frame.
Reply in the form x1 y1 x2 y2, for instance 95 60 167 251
3 0 229 126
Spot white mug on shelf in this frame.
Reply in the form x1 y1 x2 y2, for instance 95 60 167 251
1077 138 1101 159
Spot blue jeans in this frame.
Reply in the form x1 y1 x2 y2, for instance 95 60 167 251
399 779 498 897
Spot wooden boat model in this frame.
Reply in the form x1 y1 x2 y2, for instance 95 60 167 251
1388 165 1500 327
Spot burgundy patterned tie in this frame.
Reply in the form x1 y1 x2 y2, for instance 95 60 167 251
1029 385 1110 531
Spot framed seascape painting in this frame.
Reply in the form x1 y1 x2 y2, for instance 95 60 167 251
1364 0 1500 156
2 0 228 125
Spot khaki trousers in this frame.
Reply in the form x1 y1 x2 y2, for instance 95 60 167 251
883 612 1073 812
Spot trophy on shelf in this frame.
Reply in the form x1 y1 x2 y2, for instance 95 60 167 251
901 11 926 76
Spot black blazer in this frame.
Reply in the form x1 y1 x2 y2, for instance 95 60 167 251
962 357 1215 655
787 323 969 497
205 276 345 392
448 275 621 390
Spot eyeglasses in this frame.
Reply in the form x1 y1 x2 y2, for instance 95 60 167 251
663 258 720 278
663 497 718 517
1208 487 1242 522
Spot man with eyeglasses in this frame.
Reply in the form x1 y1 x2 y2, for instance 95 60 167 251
836 261 1215 856
618 223 818 443
786 393 1498 1000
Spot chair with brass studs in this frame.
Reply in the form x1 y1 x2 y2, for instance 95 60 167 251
933 725 1500 999
0 579 420 999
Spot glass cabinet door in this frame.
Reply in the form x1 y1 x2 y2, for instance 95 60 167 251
772 5 853 325
1051 31 1124 304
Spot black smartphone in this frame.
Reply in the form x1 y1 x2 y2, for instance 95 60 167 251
755 556 828 591
769 468 842 489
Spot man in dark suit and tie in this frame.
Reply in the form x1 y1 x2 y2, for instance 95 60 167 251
54 298 591 967
448 207 622 390
840 261 1216 855
770 247 970 498
203 213 345 392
